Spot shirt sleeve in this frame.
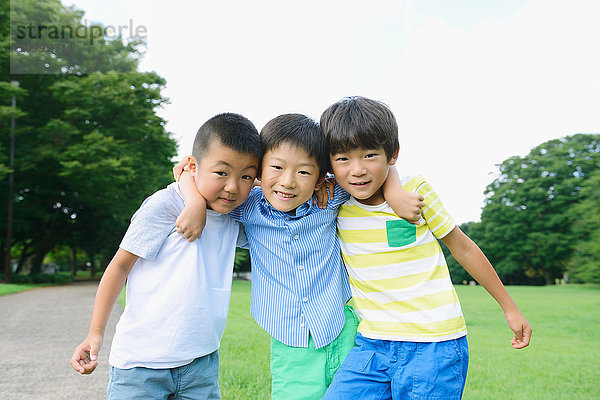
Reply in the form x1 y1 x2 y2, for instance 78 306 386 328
229 186 260 222
327 182 351 209
416 177 455 239
119 187 181 261
236 224 249 249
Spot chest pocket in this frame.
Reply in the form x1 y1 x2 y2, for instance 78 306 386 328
386 219 417 247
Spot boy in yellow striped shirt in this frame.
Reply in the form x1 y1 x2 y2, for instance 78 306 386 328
320 97 532 400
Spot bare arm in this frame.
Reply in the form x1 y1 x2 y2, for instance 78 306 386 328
441 227 532 349
70 248 138 374
176 171 207 241
383 166 425 224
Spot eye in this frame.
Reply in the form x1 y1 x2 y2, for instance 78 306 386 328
215 171 227 176
242 175 254 181
365 153 378 159
271 165 283 170
298 170 311 176
334 157 348 162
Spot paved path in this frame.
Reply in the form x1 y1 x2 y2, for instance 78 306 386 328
0 282 122 400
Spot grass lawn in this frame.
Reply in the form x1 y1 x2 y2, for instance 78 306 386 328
0 283 45 296
219 282 600 400
0 270 101 297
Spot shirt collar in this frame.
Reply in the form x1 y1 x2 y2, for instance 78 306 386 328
259 192 314 219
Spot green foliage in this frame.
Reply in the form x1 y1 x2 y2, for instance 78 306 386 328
477 134 600 284
567 170 600 283
0 272 73 284
9 0 141 75
234 248 250 272
0 0 177 275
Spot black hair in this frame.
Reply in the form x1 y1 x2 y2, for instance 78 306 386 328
320 96 399 161
260 114 329 178
192 113 261 161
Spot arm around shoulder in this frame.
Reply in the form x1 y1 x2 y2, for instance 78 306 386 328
441 227 532 349
176 172 207 241
383 166 425 223
70 249 139 374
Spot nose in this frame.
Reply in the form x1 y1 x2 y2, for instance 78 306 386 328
224 178 239 193
350 160 366 176
280 170 296 189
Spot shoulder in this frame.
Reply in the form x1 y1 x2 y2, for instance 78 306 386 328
133 183 183 220
399 175 427 192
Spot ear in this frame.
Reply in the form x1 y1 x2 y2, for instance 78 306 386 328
314 176 326 191
188 156 199 178
388 147 399 166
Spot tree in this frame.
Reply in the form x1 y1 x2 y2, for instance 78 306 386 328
567 169 600 283
1 0 177 274
477 134 600 285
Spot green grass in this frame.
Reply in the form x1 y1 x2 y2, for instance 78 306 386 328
458 285 600 400
219 281 271 399
219 282 600 400
0 283 45 296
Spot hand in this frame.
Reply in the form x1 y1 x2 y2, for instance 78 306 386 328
173 156 192 182
504 309 532 349
176 195 207 242
401 191 425 225
313 177 336 209
70 333 103 374
382 167 425 225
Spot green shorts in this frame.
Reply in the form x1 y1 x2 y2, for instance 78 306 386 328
270 305 360 400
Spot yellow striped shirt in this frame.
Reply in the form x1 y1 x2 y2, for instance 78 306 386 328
337 175 467 342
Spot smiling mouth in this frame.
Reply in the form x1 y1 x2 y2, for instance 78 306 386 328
275 191 296 199
350 181 371 186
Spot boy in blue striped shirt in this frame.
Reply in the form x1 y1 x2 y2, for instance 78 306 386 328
176 113 422 399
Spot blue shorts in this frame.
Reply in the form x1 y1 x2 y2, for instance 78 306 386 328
106 350 220 400
322 334 469 400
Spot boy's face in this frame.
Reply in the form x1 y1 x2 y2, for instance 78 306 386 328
260 143 323 213
190 140 259 214
330 147 398 206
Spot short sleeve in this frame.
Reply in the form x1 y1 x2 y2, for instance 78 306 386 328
236 224 249 249
119 186 182 261
416 177 455 239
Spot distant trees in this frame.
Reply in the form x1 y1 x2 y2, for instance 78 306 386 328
1 0 177 278
445 134 600 285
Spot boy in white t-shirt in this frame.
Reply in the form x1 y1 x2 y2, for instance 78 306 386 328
70 113 261 399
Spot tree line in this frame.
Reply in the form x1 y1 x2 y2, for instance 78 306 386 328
443 133 600 285
2 1 598 284
1 0 176 280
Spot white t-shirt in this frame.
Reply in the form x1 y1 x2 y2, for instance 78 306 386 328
109 182 244 369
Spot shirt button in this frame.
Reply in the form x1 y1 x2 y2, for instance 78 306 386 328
302 297 308 302
293 235 299 240
298 265 304 270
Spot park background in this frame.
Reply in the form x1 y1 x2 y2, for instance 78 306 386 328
1 0 599 399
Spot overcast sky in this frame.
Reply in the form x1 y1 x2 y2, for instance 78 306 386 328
61 0 600 224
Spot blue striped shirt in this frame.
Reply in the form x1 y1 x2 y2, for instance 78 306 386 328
229 185 352 349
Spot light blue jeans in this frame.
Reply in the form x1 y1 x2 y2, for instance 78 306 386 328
107 350 220 400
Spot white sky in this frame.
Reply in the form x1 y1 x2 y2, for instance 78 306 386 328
61 0 600 224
